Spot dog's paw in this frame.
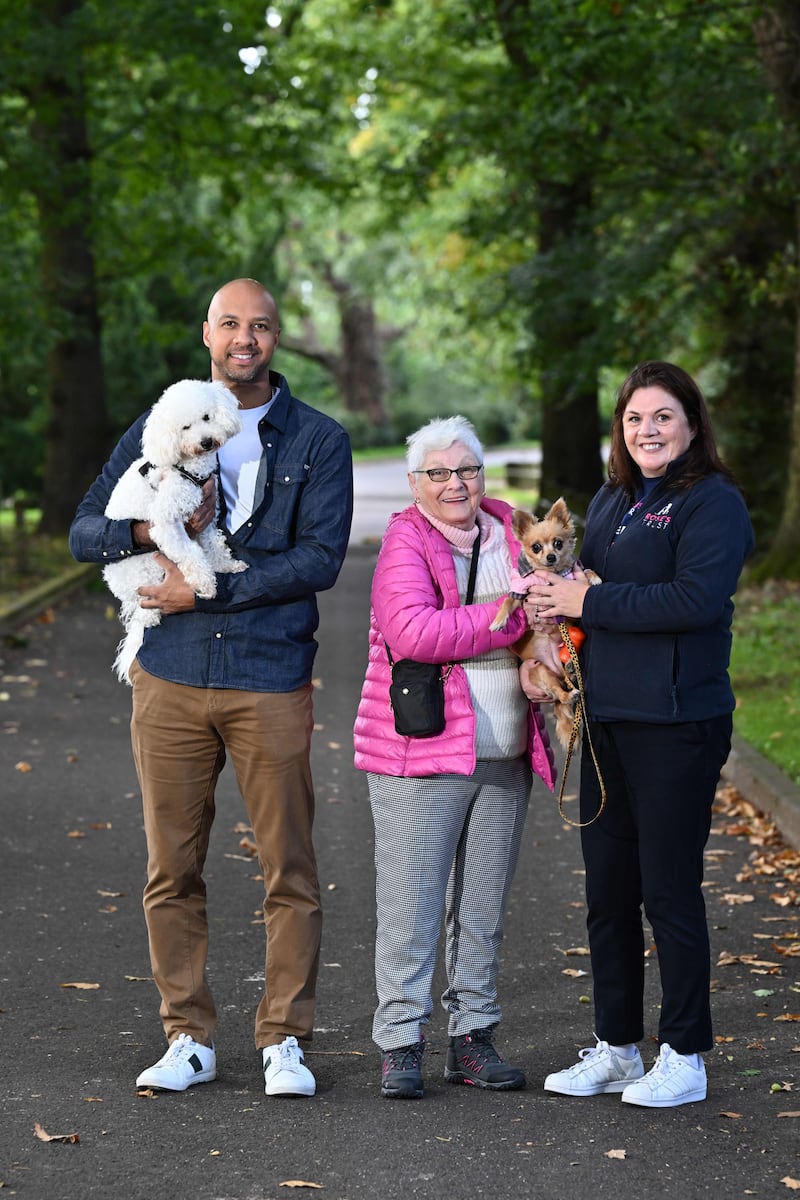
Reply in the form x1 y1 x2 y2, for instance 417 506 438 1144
491 597 517 631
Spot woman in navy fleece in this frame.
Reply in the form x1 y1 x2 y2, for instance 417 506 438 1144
526 361 754 1109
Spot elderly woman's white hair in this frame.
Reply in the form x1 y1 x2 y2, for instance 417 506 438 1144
405 415 484 473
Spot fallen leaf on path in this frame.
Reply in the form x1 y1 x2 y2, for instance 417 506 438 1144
719 1111 742 1119
563 968 588 977
777 1112 800 1118
781 1177 800 1190
604 1148 626 1159
775 1014 800 1022
15 761 32 772
34 1123 79 1144
82 1097 103 1103
717 953 780 969
279 1182 324 1190
239 837 258 856
136 1088 157 1098
67 830 85 839
721 893 755 904
124 975 152 982
59 982 99 990
564 947 590 956
97 890 125 898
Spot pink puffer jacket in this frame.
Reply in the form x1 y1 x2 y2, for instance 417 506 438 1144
353 498 556 789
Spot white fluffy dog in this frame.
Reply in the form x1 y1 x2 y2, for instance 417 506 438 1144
103 378 248 683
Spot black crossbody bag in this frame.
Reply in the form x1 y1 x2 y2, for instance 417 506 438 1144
386 535 480 737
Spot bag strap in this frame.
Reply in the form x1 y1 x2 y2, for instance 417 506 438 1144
386 528 481 666
464 531 480 604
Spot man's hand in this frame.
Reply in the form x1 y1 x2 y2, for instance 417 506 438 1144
131 478 216 550
138 554 196 614
185 477 216 539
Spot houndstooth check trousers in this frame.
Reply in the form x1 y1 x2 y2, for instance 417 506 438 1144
368 756 531 1051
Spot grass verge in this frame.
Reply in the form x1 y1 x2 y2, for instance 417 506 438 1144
729 580 800 786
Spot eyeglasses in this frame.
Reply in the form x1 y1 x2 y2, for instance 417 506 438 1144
412 465 483 483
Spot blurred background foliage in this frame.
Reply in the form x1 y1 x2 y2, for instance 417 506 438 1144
0 0 799 573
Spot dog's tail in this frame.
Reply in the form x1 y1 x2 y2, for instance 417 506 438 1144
113 624 145 685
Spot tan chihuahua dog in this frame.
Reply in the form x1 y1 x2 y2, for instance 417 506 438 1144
491 497 601 747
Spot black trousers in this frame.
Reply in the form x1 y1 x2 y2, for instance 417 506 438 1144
579 715 732 1055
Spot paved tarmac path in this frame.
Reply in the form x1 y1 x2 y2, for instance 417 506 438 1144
1 465 798 1199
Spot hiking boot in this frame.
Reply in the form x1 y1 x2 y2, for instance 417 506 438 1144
381 1040 425 1098
543 1039 644 1096
262 1036 316 1097
445 1028 525 1090
135 1033 216 1092
621 1044 706 1108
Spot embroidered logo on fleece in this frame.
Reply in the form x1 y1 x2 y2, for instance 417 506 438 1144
642 502 673 529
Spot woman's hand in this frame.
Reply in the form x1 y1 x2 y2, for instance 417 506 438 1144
519 659 555 703
525 565 591 622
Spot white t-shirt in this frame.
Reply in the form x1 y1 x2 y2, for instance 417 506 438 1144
217 398 274 532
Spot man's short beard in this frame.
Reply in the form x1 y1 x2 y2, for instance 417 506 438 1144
217 357 271 385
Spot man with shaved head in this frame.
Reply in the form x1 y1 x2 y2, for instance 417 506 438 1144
71 278 353 1098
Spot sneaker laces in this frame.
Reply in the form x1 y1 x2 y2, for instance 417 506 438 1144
566 1040 612 1073
646 1044 676 1079
383 1043 423 1073
268 1036 305 1074
163 1034 201 1065
458 1028 503 1068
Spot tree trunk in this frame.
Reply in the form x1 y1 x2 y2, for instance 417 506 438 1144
280 281 394 437
492 0 604 516
751 2 800 576
334 297 392 431
30 0 109 535
752 198 800 577
535 180 604 516
709 201 794 551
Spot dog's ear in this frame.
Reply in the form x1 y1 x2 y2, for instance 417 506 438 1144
141 395 184 467
545 497 575 536
210 383 242 439
512 509 536 540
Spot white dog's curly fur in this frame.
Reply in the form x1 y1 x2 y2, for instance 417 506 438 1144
103 378 248 683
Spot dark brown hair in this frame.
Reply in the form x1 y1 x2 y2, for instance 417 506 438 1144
606 361 736 494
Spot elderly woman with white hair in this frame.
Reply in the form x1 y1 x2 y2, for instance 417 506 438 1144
354 415 555 1099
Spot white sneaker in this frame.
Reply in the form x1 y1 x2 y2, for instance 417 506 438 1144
544 1039 644 1096
262 1036 316 1097
621 1043 706 1107
135 1033 216 1091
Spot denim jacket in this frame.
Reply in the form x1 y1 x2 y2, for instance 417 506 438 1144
69 373 353 691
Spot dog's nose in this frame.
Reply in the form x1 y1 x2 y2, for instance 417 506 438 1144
200 437 214 451
546 553 557 565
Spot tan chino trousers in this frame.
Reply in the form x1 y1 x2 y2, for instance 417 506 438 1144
129 661 321 1050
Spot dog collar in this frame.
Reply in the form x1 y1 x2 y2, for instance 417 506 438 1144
139 461 212 487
